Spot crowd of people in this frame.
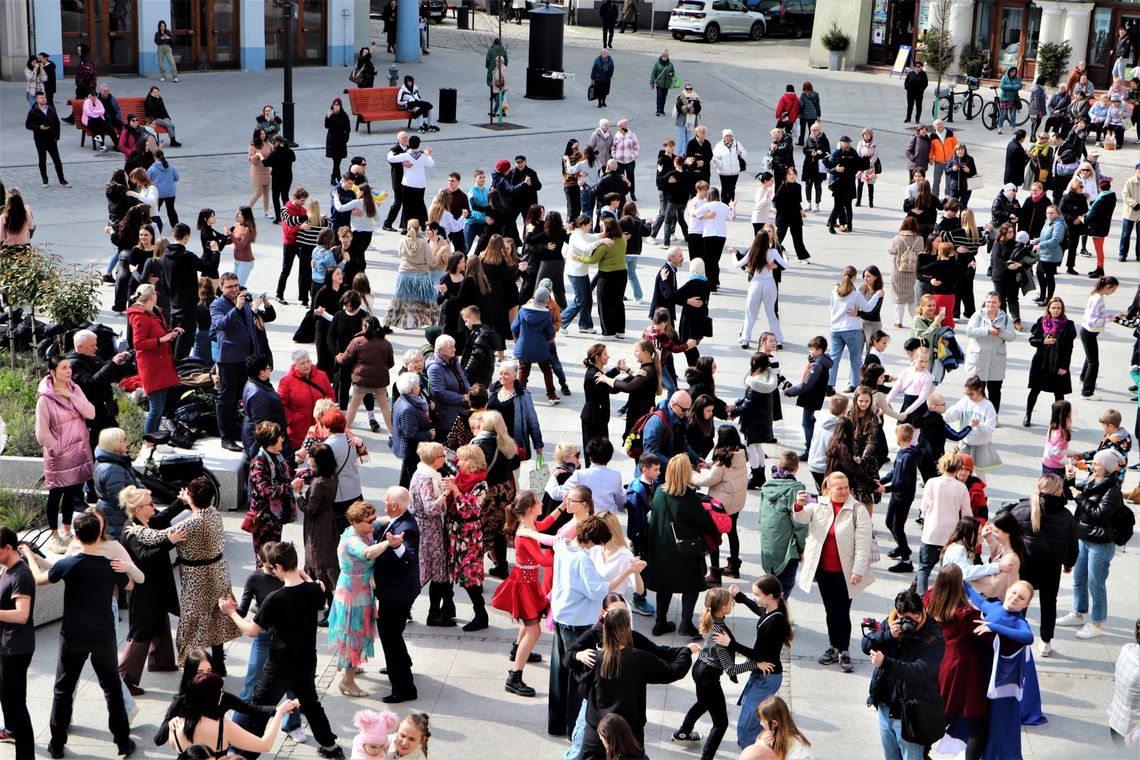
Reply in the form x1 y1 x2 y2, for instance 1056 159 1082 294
3 27 1140 760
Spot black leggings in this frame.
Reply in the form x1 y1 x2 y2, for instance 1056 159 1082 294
1079 327 1100 396
271 180 291 222
1025 388 1064 416
46 484 83 531
1036 261 1058 302
965 714 988 760
679 660 729 760
816 569 852 651
655 589 699 629
986 380 1003 413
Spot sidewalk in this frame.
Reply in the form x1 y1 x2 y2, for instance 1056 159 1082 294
0 21 1137 760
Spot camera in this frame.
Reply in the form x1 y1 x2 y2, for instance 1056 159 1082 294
898 616 918 640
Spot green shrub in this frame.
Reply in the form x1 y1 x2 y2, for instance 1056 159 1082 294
921 29 956 75
959 44 987 78
0 486 46 531
1035 41 1072 86
118 390 146 455
821 22 850 52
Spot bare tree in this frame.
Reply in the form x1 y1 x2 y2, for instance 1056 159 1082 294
458 2 516 55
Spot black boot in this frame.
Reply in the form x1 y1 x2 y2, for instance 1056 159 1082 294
747 467 765 490
489 534 509 579
440 582 457 623
509 641 543 663
463 585 489 631
426 582 456 627
505 669 536 697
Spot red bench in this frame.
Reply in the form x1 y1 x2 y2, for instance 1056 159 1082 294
69 97 167 149
342 87 413 133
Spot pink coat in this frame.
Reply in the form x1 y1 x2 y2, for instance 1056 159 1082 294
35 376 96 489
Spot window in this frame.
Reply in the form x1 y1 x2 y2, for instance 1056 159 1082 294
997 5 1023 72
1090 8 1113 67
1025 5 1041 59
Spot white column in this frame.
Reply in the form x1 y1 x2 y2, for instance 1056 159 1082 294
944 0 973 77
1035 0 1066 48
1062 1 1096 68
239 0 265 70
327 0 355 67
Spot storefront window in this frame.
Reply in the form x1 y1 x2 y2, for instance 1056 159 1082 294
1090 8 1113 67
997 5 1023 72
1025 6 1041 59
974 0 994 51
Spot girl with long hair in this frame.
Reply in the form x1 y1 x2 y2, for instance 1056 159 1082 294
385 220 442 329
1012 474 1077 658
886 216 923 328
247 128 273 218
127 167 161 231
740 226 788 349
470 410 521 579
490 491 552 698
231 206 257 287
147 149 180 228
728 575 794 750
918 240 960 329
924 563 988 759
673 586 757 757
824 416 879 510
740 696 812 760
974 509 1027 600
847 385 882 509
687 395 718 461
593 339 662 437
941 516 1013 587
858 265 885 344
643 307 689 394
1078 275 1120 398
598 713 642 760
334 182 380 287
828 265 882 394
1042 400 1072 476
735 352 779 488
772 166 809 261
0 188 34 246
581 343 621 449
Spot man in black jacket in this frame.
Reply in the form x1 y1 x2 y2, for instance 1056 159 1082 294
648 246 683 320
375 487 420 703
904 60 929 123
507 155 542 225
160 224 216 360
460 306 502 387
37 52 58 109
862 588 945 760
24 92 69 188
68 329 132 498
382 131 410 231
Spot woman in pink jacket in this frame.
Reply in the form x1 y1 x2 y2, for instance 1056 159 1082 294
81 91 117 152
35 355 97 552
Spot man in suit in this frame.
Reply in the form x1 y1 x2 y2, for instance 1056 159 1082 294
648 246 683 320
210 272 260 451
24 92 69 188
375 486 420 703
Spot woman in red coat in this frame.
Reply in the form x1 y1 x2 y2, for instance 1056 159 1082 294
277 349 334 449
774 84 801 131
127 282 181 435
924 563 990 759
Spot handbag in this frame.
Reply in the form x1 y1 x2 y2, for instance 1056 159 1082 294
240 509 258 533
900 698 947 745
668 498 704 557
967 175 985 190
737 151 747 172
349 65 364 85
527 454 550 492
587 84 596 102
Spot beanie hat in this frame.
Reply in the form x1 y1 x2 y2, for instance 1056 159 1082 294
722 128 733 137
1015 230 1031 244
534 287 551 306
958 453 974 472
1093 449 1125 473
496 159 511 173
352 709 399 748
425 326 444 346
617 119 629 129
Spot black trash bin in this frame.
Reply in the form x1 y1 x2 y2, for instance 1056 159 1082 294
457 5 470 29
438 87 458 123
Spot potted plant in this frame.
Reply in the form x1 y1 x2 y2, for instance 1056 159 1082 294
821 22 850 71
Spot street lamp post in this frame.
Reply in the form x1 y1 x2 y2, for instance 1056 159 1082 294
282 1 297 146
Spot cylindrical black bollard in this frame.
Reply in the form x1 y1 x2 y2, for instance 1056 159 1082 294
525 5 565 100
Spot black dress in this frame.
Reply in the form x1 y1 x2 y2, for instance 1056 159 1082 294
676 278 712 344
581 365 620 448
610 362 659 438
480 260 519 346
313 283 347 377
437 274 466 353
1028 317 1076 394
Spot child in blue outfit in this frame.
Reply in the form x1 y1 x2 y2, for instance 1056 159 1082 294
880 422 920 573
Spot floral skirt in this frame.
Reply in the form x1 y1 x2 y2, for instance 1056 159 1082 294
383 271 438 329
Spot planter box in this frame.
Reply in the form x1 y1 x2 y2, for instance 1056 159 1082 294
0 455 50 488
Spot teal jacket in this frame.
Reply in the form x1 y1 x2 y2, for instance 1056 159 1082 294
999 73 1023 104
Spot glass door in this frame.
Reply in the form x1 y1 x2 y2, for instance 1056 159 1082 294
996 4 1024 74
61 0 138 75
1089 11 1140 88
265 0 327 66
170 0 240 69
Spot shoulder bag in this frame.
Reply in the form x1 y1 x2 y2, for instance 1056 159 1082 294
668 495 704 557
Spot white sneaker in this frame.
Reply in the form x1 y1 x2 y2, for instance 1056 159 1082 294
159 76 165 82
1055 612 1085 627
1075 623 1104 639
286 728 309 743
578 327 597 334
1037 641 1052 657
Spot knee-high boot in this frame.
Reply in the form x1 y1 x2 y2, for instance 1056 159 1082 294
440 582 456 622
211 643 227 676
463 585 489 632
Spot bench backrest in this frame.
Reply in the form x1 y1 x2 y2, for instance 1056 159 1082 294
342 86 402 113
69 96 148 123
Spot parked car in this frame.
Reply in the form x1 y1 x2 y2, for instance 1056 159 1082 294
669 0 767 43
755 0 814 38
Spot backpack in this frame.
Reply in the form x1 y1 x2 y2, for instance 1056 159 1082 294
1111 503 1136 547
624 409 667 460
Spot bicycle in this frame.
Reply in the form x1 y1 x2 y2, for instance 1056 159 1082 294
935 77 983 122
981 85 1031 130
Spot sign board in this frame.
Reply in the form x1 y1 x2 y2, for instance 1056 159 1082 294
917 0 931 31
891 45 912 77
63 54 71 65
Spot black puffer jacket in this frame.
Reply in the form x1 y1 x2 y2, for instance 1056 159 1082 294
1012 493 1079 569
460 322 501 388
1072 475 1123 545
862 612 945 716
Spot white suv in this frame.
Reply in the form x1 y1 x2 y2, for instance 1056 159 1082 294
669 0 767 43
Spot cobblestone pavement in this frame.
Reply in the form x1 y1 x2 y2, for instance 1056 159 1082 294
0 18 1137 760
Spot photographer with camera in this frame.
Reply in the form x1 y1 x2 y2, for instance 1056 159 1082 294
862 587 946 760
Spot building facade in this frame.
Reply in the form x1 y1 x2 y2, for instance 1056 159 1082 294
0 0 371 82
812 0 1139 86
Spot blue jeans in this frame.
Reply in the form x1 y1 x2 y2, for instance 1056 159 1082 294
1073 539 1115 623
464 221 485 251
1120 218 1139 260
579 185 597 224
144 387 169 435
561 702 588 760
878 704 925 760
662 362 678 394
801 407 815 454
677 126 692 156
233 261 255 288
562 274 594 330
996 104 1017 130
773 559 798 600
190 329 213 364
828 328 864 388
736 672 783 748
625 256 643 300
240 629 302 732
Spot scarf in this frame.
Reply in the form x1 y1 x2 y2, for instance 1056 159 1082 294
415 461 444 497
770 465 795 480
689 273 707 282
454 468 487 493
1042 315 1068 334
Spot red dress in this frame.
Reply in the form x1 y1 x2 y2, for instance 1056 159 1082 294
490 535 553 621
931 602 989 718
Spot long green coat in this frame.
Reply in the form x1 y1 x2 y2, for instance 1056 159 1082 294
758 475 809 576
486 43 509 86
642 486 711 594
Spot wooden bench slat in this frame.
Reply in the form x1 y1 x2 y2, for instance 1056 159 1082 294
341 87 414 134
69 97 167 150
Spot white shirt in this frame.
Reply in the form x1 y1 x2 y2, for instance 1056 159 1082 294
333 196 377 232
685 196 709 236
694 201 734 238
568 229 602 277
829 288 880 333
128 185 160 216
589 545 637 597
751 184 774 224
944 395 997 446
388 150 435 189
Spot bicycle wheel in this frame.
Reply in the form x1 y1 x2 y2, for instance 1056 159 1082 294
981 102 998 130
1015 98 1031 126
964 93 984 120
936 96 954 121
